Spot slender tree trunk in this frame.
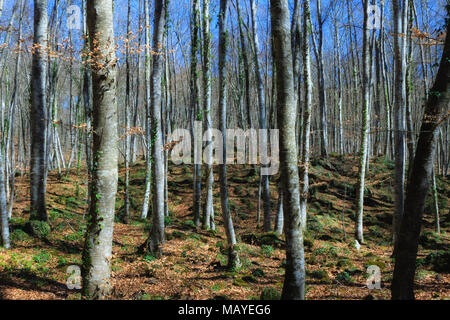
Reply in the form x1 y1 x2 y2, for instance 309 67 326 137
316 0 328 158
299 0 313 232
141 0 152 220
202 0 215 231
0 144 9 248
142 0 166 257
191 0 202 227
122 0 132 224
274 184 283 235
218 0 240 270
250 0 271 232
271 0 305 300
355 0 371 244
432 167 440 234
82 0 119 300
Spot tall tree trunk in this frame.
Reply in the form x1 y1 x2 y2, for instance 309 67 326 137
431 167 440 234
82 0 119 300
30 0 48 222
391 19 449 300
122 0 132 224
202 0 215 231
271 0 305 300
141 0 152 220
0 144 9 248
235 0 253 130
299 0 313 232
250 0 271 232
392 0 408 249
191 0 202 227
316 0 328 158
142 0 166 257
218 0 240 270
355 0 371 244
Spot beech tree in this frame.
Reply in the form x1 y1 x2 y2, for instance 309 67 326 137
30 0 48 222
391 0 408 248
0 144 9 248
299 0 312 231
355 0 371 244
392 11 449 300
141 0 167 257
270 0 305 300
218 0 240 270
191 0 202 227
202 0 215 230
82 0 119 300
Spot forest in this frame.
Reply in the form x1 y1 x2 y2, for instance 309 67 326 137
0 0 448 302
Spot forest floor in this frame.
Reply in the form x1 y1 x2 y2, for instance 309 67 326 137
0 154 448 300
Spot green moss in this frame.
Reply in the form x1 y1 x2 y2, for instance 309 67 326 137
364 259 386 271
336 258 353 268
252 268 265 278
232 277 249 287
26 220 51 238
241 232 284 248
425 250 450 273
419 231 443 249
309 270 331 283
10 229 30 243
335 271 353 284
260 245 274 257
260 287 281 300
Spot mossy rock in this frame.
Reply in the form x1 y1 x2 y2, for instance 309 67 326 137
241 232 284 248
336 258 353 269
330 227 342 235
252 268 265 278
309 270 331 283
335 271 353 284
318 234 335 241
180 220 196 230
25 220 51 238
166 231 187 241
215 240 227 254
10 229 31 243
307 216 324 233
364 259 386 271
260 287 281 300
308 255 319 265
187 233 208 243
242 275 258 283
303 236 315 251
425 250 450 273
233 278 249 287
375 212 392 225
345 267 363 276
419 231 444 250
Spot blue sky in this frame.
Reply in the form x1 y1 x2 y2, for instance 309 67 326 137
0 0 447 69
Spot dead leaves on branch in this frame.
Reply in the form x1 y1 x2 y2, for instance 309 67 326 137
0 26 174 68
120 126 145 139
390 27 446 46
